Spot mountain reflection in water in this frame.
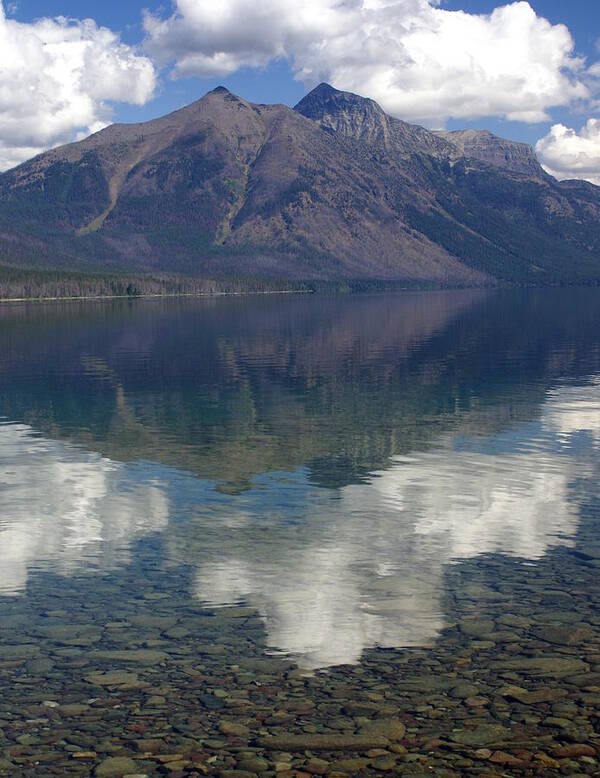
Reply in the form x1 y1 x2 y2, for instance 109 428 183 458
1 289 600 669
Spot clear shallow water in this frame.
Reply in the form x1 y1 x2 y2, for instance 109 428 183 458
0 288 599 775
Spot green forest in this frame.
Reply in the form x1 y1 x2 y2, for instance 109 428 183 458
0 266 309 301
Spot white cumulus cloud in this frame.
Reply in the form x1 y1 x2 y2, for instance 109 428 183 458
143 0 587 126
0 1 156 170
536 119 600 185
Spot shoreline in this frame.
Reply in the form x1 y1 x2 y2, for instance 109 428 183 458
1 280 599 305
0 288 311 305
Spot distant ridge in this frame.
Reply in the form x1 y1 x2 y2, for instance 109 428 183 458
0 83 599 288
435 129 546 178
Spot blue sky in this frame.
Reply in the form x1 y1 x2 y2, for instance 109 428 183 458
1 1 600 182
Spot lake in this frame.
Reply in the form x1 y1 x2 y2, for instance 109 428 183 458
0 288 599 776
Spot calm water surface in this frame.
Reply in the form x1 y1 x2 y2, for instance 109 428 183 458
0 289 599 775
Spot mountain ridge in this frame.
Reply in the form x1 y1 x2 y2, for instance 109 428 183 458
0 83 598 288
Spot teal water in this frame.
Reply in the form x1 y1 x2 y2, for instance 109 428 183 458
0 289 599 775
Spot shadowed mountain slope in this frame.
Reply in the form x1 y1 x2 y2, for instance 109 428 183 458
0 84 599 286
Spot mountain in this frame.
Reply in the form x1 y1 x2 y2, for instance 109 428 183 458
0 83 599 288
294 82 451 158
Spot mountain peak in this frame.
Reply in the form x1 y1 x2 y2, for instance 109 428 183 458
307 82 338 97
205 85 246 103
295 83 390 145
295 83 382 116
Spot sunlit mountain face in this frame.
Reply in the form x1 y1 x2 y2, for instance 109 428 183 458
1 290 599 669
2 85 600 289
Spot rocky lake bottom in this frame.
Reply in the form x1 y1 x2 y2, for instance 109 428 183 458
1 505 599 778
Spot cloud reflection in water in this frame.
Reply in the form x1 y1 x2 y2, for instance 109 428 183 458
0 423 168 596
192 383 598 668
0 382 598 669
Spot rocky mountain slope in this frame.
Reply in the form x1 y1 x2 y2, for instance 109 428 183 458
0 83 599 286
435 129 546 179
